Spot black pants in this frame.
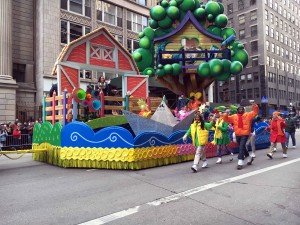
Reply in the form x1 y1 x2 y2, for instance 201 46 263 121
236 135 249 160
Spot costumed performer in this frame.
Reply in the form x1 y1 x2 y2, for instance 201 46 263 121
183 112 215 172
223 100 259 170
266 111 287 159
212 110 233 164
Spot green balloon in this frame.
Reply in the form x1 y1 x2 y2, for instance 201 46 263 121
193 8 206 19
197 62 210 77
132 51 142 62
157 68 165 77
150 5 166 21
138 32 144 38
161 0 169 8
207 14 214 21
205 1 221 17
169 0 177 6
133 48 152 71
172 63 182 75
157 64 164 69
77 90 86 101
210 26 222 36
215 14 228 28
221 28 236 40
215 72 231 81
164 64 173 74
230 61 243 75
222 59 231 73
143 67 155 77
231 49 248 67
143 27 155 40
139 36 151 49
238 44 244 49
218 3 224 14
149 19 159 29
175 0 183 5
158 16 173 29
209 59 223 76
179 0 196 12
167 6 180 19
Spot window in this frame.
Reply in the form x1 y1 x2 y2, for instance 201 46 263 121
90 44 114 61
275 31 279 41
254 88 259 98
61 0 91 17
134 0 147 6
271 43 274 53
227 18 233 27
251 41 258 52
270 28 274 38
127 39 139 53
247 89 253 98
276 45 280 55
127 11 148 33
280 33 283 43
280 19 283 28
274 2 278 11
252 56 258 66
266 25 269 35
266 40 269 50
239 29 245 39
270 13 273 23
97 1 123 27
247 73 252 80
250 0 256 5
238 14 245 24
265 9 268 20
279 6 282 14
228 3 233 14
60 20 90 44
251 25 257 36
253 72 259 82
250 10 257 21
13 63 26 82
238 0 244 10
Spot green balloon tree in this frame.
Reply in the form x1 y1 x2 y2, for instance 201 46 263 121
132 0 248 100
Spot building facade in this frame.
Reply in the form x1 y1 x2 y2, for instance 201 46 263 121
0 0 156 122
214 0 300 115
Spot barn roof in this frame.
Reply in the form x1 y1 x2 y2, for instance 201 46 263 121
51 27 139 75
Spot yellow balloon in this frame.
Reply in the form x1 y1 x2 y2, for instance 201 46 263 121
195 92 202 100
189 92 195 97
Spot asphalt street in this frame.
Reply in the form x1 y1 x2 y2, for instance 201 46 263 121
0 131 300 225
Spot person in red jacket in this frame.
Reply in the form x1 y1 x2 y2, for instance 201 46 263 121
223 101 259 170
266 111 287 159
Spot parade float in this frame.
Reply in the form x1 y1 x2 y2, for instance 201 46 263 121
31 0 270 170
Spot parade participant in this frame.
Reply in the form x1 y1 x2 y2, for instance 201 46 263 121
176 105 190 121
202 105 211 122
223 100 259 170
266 111 287 159
183 112 215 172
188 96 201 111
212 111 233 164
96 76 110 96
246 116 261 158
285 112 299 149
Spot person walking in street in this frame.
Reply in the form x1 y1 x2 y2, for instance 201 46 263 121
223 100 259 170
183 112 215 172
246 116 262 158
266 111 287 159
212 110 233 164
285 112 299 149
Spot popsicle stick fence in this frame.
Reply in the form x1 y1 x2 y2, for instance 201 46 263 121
42 90 71 125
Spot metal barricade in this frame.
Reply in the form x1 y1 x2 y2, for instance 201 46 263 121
0 134 32 150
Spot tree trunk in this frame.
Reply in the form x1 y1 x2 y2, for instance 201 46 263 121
156 74 214 102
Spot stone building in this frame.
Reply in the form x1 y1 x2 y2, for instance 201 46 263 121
0 0 156 122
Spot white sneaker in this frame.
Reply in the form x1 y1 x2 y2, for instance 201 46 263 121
292 146 296 149
216 158 222 164
252 153 256 158
273 148 277 152
283 154 288 158
202 161 208 168
191 165 198 172
229 153 234 161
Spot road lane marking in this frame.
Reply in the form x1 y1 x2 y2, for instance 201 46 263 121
78 158 300 225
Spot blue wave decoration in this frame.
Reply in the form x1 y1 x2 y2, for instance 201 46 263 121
133 130 190 148
61 122 134 148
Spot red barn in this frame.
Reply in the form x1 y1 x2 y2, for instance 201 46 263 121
52 27 140 95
